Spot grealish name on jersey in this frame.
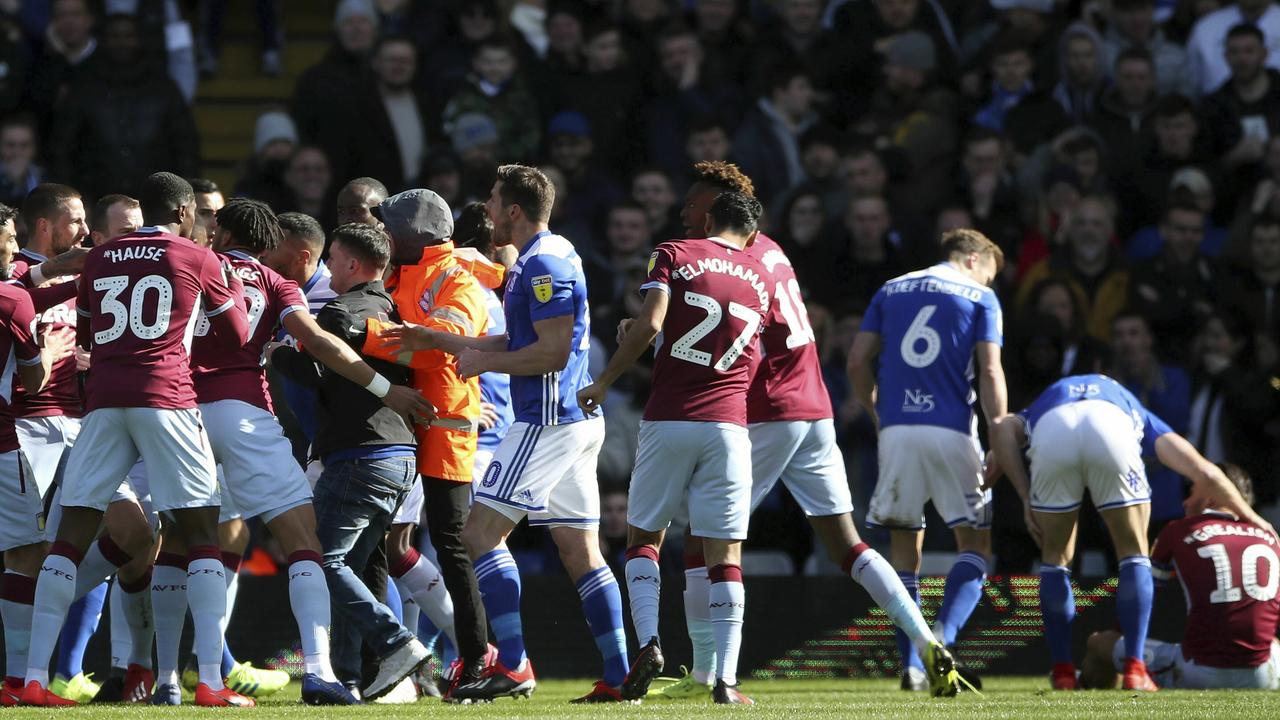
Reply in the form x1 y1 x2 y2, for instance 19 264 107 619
671 256 769 307
103 245 166 263
1183 523 1278 545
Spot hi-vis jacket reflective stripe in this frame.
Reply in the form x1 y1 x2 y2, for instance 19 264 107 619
362 242 505 482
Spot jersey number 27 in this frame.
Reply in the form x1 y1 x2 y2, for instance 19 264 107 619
670 291 761 371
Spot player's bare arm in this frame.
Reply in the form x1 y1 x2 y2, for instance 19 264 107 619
990 414 1041 546
373 321 506 356
578 288 668 416
30 245 89 280
279 310 436 422
975 341 1008 425
1156 433 1277 537
847 330 881 428
455 313 574 379
17 326 72 394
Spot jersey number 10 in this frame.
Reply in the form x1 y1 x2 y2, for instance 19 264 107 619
1198 542 1280 603
670 291 761 371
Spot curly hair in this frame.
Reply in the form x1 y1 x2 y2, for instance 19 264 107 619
691 161 755 198
216 198 282 254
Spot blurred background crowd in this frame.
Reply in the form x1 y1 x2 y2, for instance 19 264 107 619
3 0 1279 578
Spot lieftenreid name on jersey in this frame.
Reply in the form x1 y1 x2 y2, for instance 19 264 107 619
882 275 986 302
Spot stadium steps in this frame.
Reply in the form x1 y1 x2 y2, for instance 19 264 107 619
193 0 335 191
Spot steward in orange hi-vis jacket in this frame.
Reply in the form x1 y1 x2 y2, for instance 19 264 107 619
361 192 504 482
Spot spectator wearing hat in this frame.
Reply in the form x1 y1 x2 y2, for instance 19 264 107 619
51 12 198 201
732 63 818 207
321 35 434 193
442 37 541 164
860 30 959 217
1127 167 1229 261
452 112 501 204
1187 0 1280 96
292 0 378 145
546 110 624 245
1128 195 1222 365
1088 47 1159 180
1053 21 1108 123
235 108 298 205
1202 24 1280 187
1101 0 1193 98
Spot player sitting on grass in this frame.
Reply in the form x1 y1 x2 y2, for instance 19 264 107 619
1080 464 1280 690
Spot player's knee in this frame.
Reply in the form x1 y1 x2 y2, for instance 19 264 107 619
3 542 45 575
388 523 414 557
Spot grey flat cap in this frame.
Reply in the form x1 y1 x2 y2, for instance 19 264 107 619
373 188 454 244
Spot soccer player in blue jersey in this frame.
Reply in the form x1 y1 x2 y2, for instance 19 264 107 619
382 165 628 704
848 229 1007 691
989 374 1275 691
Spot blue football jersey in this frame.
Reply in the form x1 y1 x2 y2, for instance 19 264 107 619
859 263 1003 434
1018 374 1174 457
479 285 513 450
503 231 593 425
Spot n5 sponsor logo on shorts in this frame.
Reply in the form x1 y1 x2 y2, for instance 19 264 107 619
482 462 502 488
902 388 935 413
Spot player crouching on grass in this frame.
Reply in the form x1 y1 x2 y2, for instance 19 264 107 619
989 374 1276 692
1080 464 1280 690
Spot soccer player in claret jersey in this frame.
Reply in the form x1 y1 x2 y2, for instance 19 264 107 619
988 374 1276 691
658 162 961 699
17 173 251 707
1081 464 1280 690
0 201 75 707
578 191 770 705
848 229 1007 691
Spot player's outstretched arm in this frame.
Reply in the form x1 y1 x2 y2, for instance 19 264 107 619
847 331 881 428
372 322 506 357
989 414 1041 546
578 289 668 415
456 314 574 379
1156 433 1278 537
282 309 436 422
975 341 1008 425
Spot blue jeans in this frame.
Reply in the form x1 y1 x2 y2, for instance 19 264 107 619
313 456 418 683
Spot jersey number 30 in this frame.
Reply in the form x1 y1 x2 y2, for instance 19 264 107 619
94 274 174 345
671 291 761 371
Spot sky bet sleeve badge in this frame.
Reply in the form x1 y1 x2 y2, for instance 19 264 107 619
531 274 553 303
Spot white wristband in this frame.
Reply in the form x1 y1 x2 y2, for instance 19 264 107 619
365 372 391 398
29 264 48 287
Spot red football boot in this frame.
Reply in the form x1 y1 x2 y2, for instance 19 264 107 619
1121 658 1158 691
1050 663 1079 690
19 680 77 706
195 683 256 707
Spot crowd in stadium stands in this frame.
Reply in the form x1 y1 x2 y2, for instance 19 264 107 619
3 0 1279 575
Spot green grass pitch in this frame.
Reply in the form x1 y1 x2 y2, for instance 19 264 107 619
16 678 1280 719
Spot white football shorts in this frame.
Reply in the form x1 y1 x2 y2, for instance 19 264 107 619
629 420 752 541
394 475 425 526
0 449 43 550
1028 399 1150 513
1113 637 1280 689
868 424 990 530
475 417 604 529
201 400 312 525
749 419 853 516
15 415 80 499
61 407 219 513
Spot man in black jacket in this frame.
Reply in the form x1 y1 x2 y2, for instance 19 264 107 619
268 223 432 700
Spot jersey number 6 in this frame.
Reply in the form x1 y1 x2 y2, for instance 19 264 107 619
900 305 941 369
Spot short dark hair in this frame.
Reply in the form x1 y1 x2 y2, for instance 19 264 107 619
1250 214 1280 239
0 202 17 228
991 32 1032 61
475 36 517 59
216 198 282 254
609 198 648 218
707 191 763 236
691 161 755 197
495 164 555 222
331 223 391 269
1227 22 1266 45
453 201 496 259
0 113 36 138
1154 93 1196 120
1115 45 1154 70
375 33 417 55
138 172 194 224
766 63 809 94
964 126 1004 149
91 194 139 232
23 183 81 223
1219 463 1256 507
1161 192 1203 223
188 177 220 195
1111 307 1153 333
687 115 727 137
344 176 388 197
941 228 1005 271
278 211 326 254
